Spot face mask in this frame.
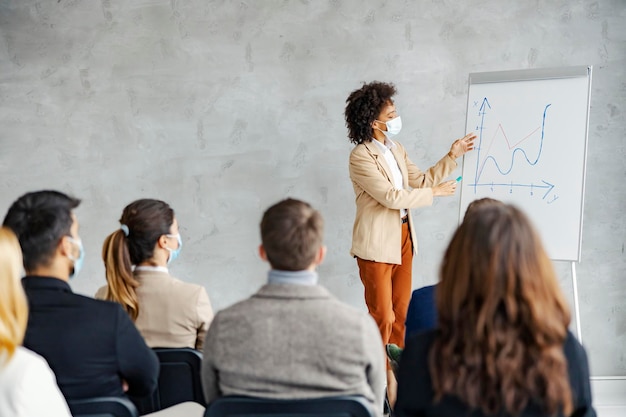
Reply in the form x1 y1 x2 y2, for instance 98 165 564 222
67 237 85 280
166 234 182 265
375 116 402 139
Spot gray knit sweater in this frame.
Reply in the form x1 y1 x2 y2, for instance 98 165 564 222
201 283 385 412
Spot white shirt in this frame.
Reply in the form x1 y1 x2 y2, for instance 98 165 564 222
0 347 71 417
372 138 408 217
134 265 169 273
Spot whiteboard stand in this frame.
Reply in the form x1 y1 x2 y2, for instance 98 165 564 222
571 262 582 344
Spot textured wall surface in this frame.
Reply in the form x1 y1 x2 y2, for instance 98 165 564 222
0 0 624 377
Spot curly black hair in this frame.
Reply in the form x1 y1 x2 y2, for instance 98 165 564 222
344 81 397 145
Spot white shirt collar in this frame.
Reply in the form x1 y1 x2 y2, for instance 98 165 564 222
134 265 169 274
370 137 407 218
268 269 318 286
371 137 396 151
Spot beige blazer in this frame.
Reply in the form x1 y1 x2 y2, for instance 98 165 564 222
349 140 457 264
96 270 213 350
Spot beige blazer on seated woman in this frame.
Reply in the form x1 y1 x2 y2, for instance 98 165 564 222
96 267 213 350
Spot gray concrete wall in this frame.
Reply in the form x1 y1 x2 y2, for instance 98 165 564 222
0 0 624 378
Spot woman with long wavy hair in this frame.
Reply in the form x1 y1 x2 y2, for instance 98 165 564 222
395 203 595 417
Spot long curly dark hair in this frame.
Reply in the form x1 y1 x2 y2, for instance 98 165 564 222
431 203 573 416
344 81 397 145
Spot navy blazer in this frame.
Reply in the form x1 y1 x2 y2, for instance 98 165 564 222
22 276 159 400
404 285 437 344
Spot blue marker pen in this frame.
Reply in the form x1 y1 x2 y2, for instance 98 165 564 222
456 176 462 182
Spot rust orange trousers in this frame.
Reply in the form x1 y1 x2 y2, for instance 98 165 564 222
357 221 413 350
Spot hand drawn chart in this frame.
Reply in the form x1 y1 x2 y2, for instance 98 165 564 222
459 67 592 261
470 97 556 202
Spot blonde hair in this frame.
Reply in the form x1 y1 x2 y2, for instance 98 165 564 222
0 227 28 365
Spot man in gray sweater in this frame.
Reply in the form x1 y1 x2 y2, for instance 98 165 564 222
201 198 385 413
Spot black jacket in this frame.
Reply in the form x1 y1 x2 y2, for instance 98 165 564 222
22 276 159 400
395 329 596 417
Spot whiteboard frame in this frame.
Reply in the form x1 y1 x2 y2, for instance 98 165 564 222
461 66 593 262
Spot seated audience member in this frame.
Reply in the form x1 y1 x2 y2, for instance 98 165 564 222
395 203 595 417
404 284 437 341
96 199 213 350
0 227 71 417
2 190 159 400
201 198 386 412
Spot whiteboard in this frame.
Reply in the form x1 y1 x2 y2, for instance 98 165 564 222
459 67 592 261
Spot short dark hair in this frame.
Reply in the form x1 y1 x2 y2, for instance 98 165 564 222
260 198 324 271
2 190 81 271
344 81 397 145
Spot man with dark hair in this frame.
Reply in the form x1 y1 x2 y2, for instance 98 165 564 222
201 198 385 413
2 190 158 401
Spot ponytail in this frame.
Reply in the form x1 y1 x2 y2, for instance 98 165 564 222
102 230 140 321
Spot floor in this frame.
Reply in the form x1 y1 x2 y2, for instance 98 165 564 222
592 378 626 417
596 406 626 417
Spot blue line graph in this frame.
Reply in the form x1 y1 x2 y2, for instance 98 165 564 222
469 97 554 199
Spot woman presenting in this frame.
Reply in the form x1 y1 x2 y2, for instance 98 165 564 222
344 81 475 405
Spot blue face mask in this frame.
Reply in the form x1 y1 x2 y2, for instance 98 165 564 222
165 234 182 265
67 237 85 280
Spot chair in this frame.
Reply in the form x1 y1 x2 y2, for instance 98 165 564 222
131 347 206 414
68 396 139 417
205 395 376 417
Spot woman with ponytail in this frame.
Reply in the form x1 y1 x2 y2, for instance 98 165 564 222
96 199 213 350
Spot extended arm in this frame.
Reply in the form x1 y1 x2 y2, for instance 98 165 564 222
361 315 386 414
115 307 159 397
349 148 435 210
201 316 221 404
195 287 214 351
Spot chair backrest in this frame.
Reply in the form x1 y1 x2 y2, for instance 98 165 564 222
205 396 376 417
68 396 139 417
131 347 205 414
